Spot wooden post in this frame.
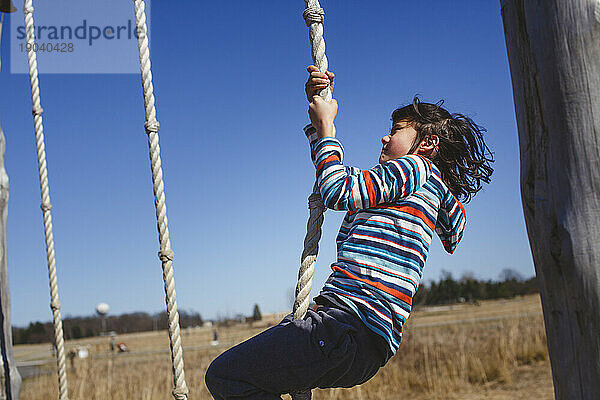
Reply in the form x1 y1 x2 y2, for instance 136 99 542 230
1 7 22 399
500 1 600 399
0 122 21 399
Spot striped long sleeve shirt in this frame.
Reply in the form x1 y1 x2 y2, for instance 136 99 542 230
305 125 466 354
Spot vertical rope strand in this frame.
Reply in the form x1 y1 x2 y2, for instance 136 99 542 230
131 1 188 399
290 2 333 399
293 184 325 323
294 0 331 323
23 1 69 399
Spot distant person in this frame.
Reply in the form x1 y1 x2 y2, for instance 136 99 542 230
205 66 493 398
67 349 76 370
211 330 219 346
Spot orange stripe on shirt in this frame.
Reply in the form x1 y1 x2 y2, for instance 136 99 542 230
337 256 419 288
413 192 436 209
362 171 376 207
317 154 341 173
332 265 413 306
456 197 466 219
380 205 436 231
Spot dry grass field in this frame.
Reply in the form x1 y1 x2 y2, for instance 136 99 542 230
16 294 554 399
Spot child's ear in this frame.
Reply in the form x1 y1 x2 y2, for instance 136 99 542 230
417 135 439 156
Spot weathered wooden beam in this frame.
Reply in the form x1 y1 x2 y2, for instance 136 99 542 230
500 1 600 399
0 123 21 399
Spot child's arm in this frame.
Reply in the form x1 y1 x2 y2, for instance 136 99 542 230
304 125 432 211
435 191 466 253
304 67 431 210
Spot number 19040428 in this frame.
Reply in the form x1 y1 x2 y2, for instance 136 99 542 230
20 42 74 53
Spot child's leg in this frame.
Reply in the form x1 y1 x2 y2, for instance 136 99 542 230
205 305 389 400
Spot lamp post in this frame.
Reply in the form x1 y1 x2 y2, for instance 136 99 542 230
96 303 110 334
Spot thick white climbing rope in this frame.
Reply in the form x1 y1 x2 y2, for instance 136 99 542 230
131 1 188 399
301 2 332 102
294 0 331 322
23 1 69 399
293 183 326 325
290 1 333 399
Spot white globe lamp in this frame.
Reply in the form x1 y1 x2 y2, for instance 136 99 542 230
96 303 110 316
96 303 110 334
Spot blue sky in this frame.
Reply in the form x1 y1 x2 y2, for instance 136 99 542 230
0 1 533 326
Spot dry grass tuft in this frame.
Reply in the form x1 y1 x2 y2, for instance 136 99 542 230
350 315 548 399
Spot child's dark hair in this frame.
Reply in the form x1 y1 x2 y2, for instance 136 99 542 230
392 96 494 203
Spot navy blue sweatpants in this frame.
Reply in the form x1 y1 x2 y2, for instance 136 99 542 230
205 303 390 399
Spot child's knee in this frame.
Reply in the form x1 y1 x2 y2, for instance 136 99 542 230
205 357 226 398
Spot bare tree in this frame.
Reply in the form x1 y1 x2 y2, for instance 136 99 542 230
501 1 600 398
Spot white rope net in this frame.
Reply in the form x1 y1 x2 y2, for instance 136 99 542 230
290 1 333 399
23 1 69 398
131 1 188 399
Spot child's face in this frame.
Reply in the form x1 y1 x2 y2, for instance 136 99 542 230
379 120 418 164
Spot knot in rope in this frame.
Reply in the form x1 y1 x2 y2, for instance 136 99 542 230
145 119 160 133
32 106 44 116
158 248 174 262
23 5 33 14
302 6 324 27
50 300 61 311
172 386 189 400
40 202 52 212
308 192 325 211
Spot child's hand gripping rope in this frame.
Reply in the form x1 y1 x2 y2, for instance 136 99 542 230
305 65 335 100
306 65 337 138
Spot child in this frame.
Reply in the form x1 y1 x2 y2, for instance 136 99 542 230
205 66 494 399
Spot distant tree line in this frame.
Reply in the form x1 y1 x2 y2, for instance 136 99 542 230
413 269 538 306
13 270 538 345
12 310 203 345
215 304 263 328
